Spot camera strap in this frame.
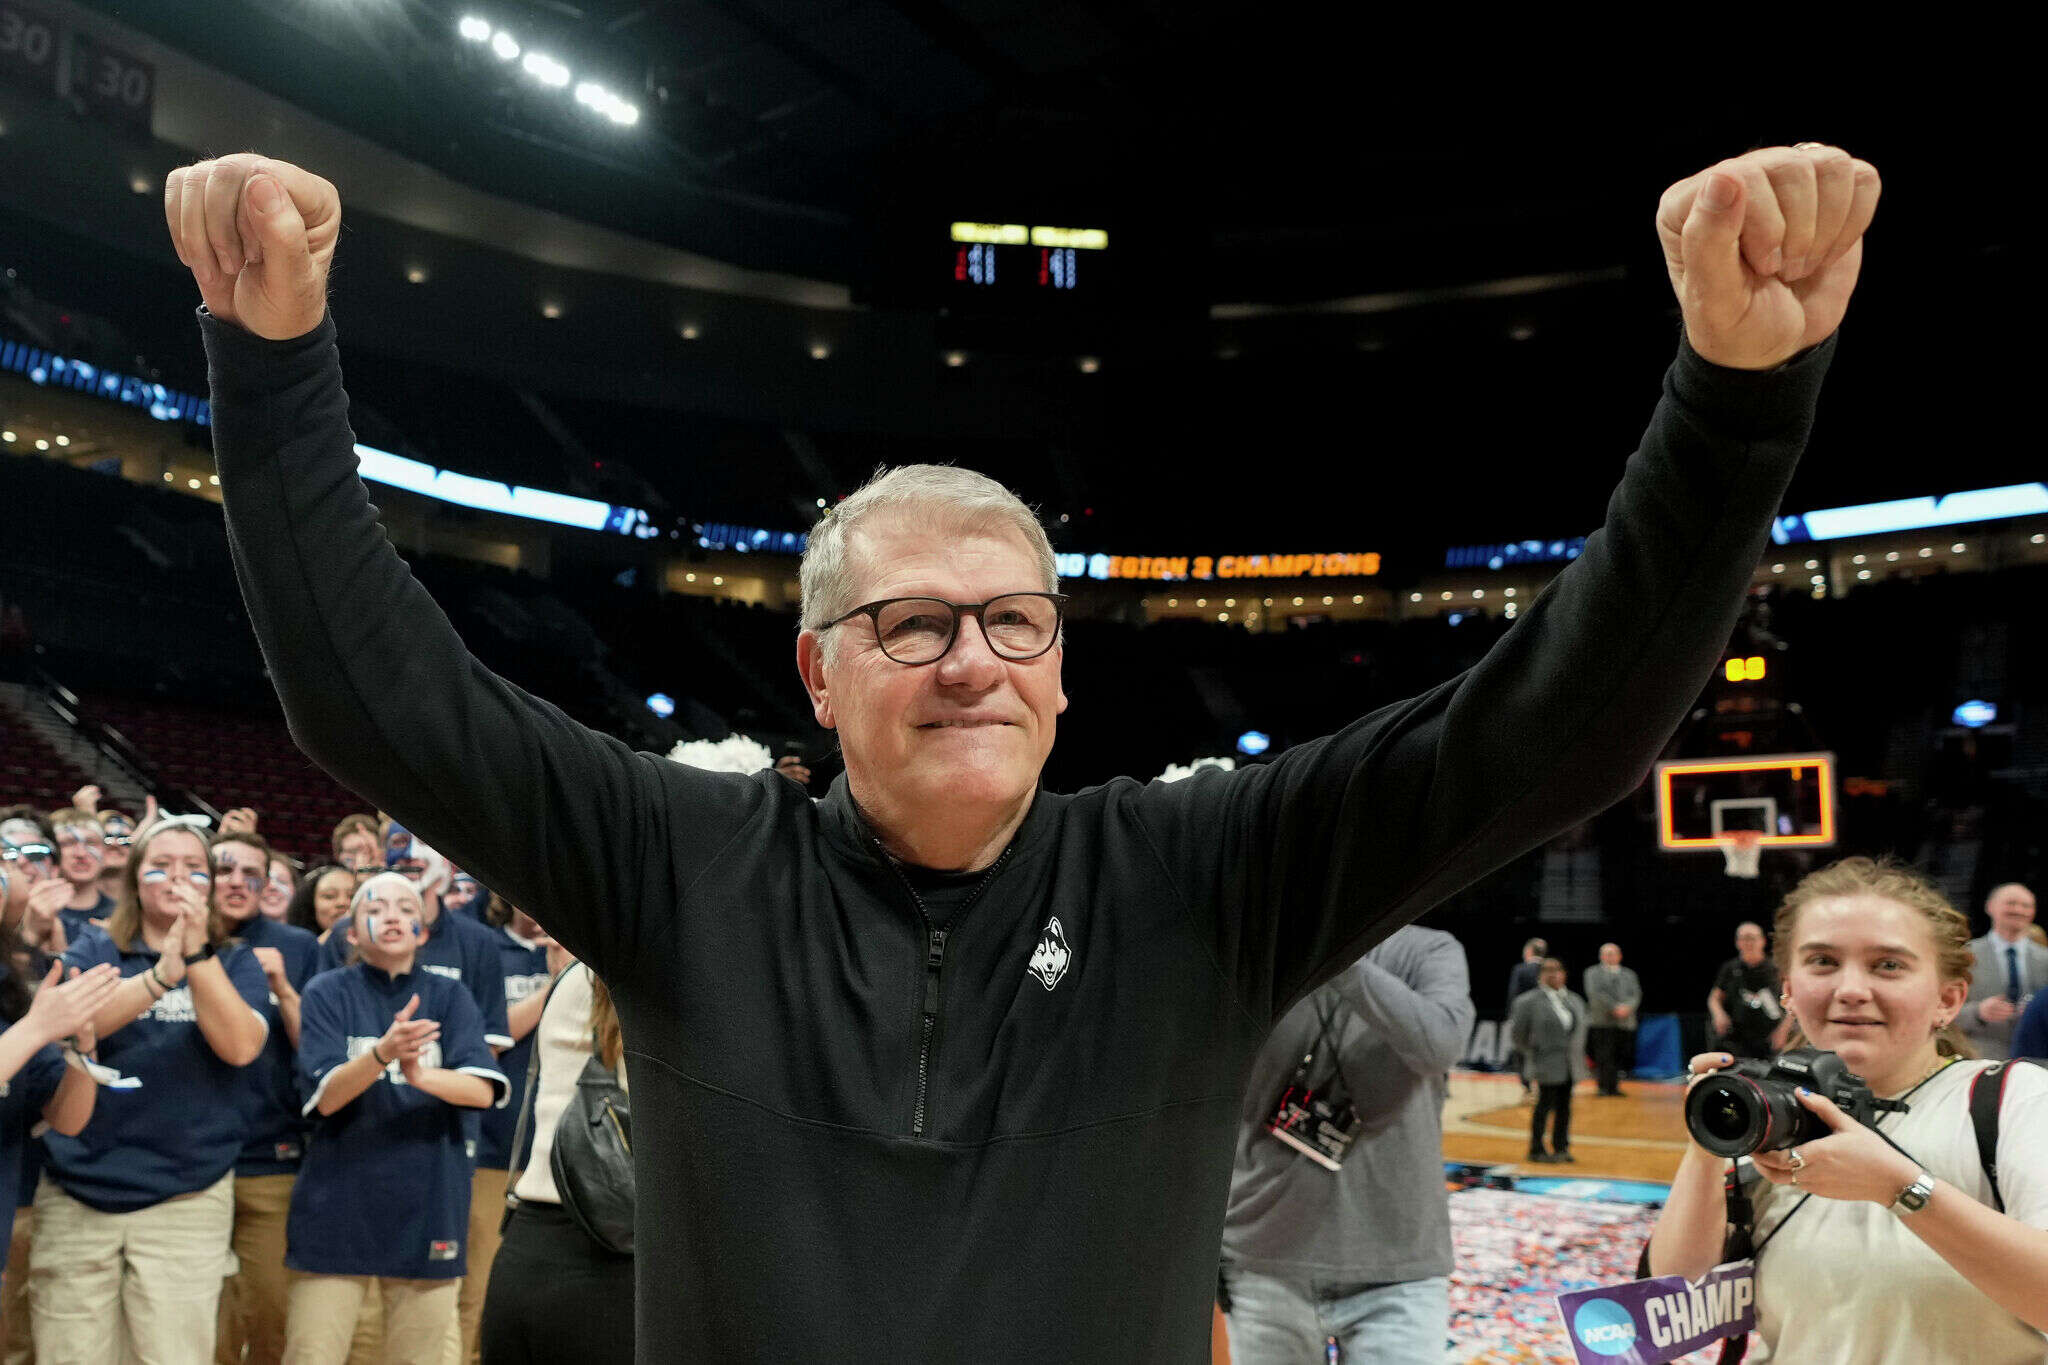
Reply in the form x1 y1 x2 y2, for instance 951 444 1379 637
1968 1058 2046 1214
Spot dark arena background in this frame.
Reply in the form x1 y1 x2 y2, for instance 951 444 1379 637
0 6 2037 1361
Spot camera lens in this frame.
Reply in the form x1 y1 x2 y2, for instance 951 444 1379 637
1685 1073 1813 1158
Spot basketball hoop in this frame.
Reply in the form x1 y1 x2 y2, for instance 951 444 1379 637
1720 830 1763 880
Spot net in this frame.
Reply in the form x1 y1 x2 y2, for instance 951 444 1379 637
1719 830 1763 879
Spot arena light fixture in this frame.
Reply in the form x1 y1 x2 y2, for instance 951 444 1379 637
458 16 491 42
1851 554 1866 564
490 31 519 61
809 343 830 360
1409 593 1421 602
1503 588 1516 597
679 323 700 340
1951 543 1965 553
129 175 151 195
0 431 13 442
54 434 68 446
34 439 47 450
522 52 570 87
405 266 429 284
1077 356 1101 374
573 80 639 126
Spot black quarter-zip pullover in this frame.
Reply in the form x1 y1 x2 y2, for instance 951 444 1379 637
203 306 1833 1360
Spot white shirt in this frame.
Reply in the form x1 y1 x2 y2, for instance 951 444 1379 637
511 963 627 1205
1541 985 1574 1030
1749 1058 2048 1363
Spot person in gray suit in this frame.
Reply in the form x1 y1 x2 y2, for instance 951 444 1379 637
1583 943 1642 1096
1509 957 1587 1163
1959 882 2044 1060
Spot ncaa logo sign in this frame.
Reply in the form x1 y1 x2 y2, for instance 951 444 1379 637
1572 1298 1639 1357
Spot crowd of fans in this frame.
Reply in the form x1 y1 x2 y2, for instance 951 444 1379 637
0 792 620 1365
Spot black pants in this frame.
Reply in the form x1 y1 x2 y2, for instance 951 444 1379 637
1587 1026 1630 1094
481 1200 635 1364
1530 1082 1573 1154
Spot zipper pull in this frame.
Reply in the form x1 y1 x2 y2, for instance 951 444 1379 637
927 928 947 972
923 929 947 1015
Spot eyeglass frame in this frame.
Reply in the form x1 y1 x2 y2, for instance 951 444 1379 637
815 592 1070 665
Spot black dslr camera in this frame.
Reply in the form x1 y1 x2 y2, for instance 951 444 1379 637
1684 1047 1908 1158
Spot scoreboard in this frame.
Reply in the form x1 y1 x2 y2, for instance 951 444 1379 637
946 222 1108 306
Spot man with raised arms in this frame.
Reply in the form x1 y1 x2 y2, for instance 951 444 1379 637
166 141 1876 1359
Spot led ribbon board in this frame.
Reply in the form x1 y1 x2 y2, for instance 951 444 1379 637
353 445 649 536
1773 484 2048 544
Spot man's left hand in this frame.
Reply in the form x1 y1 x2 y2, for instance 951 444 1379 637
1750 1088 1920 1204
1657 144 1880 370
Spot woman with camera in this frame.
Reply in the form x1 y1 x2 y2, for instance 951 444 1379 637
1648 858 2048 1362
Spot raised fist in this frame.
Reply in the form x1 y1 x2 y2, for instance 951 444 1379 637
162 154 340 341
1656 144 1880 371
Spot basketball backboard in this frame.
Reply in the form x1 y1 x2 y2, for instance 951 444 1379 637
1654 752 1837 851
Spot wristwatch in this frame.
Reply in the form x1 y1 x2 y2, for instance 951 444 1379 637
1891 1169 1936 1215
183 941 217 964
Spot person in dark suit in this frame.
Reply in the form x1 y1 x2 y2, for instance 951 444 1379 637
1958 883 2044 1060
1509 957 1587 1164
1504 938 1547 1094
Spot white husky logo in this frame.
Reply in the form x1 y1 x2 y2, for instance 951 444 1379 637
1027 916 1071 991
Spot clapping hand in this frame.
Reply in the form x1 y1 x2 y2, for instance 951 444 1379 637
25 961 121 1048
251 946 290 994
377 994 440 1079
1656 144 1880 371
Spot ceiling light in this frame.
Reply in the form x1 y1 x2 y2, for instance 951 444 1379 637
1166 599 1177 607
187 478 200 489
53 434 68 446
1322 596 1334 605
0 431 12 442
679 323 700 340
943 351 967 368
1951 543 1965 553
711 576 723 586
809 343 830 360
129 175 151 195
1857 569 1871 579
1409 593 1421 602
1217 613 1228 622
1508 323 1536 342
1292 597 1304 606
1472 590 1483 599
490 31 519 61
1351 595 1363 604
2033 534 2045 545
208 474 219 486
1224 599 1235 607
540 301 562 319
1771 563 1785 572
685 573 696 582
1917 546 1932 557
1195 599 1206 608
1077 356 1101 374
162 471 172 481
573 81 639 126
1810 575 1825 585
521 52 570 87
458 16 491 42
406 266 429 284
34 439 47 450
1885 551 1900 561
1440 591 1453 600
1804 560 1818 570
1503 588 1516 597
1851 554 1865 564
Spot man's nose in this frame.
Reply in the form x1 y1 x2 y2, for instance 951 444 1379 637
935 615 1004 685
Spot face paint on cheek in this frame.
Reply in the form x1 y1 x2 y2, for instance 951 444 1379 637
141 868 171 884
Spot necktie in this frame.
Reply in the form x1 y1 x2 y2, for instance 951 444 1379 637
2009 945 2024 1004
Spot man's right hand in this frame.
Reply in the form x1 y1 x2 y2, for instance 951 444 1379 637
163 155 339 341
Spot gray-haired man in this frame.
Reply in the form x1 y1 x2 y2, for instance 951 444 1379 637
169 140 1872 1360
1584 942 1642 1096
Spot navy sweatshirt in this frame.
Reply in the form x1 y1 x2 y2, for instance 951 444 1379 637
204 307 1833 1360
226 915 321 1175
289 963 507 1278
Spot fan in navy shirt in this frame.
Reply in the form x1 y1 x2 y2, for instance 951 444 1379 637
314 825 511 1052
458 896 552 1361
33 820 270 1363
52 809 118 950
211 829 321 1365
0 937 118 1272
285 872 507 1364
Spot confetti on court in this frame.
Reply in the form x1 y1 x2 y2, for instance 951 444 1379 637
1448 1187 1723 1363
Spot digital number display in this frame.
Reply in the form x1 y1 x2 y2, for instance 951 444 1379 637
66 30 153 134
0 3 62 96
946 223 1107 305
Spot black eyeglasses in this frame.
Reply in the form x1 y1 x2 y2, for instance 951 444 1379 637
819 593 1067 665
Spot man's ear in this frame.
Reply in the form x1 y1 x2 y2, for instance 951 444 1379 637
796 631 837 730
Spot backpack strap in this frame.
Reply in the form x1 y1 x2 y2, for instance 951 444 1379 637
1970 1057 2048 1214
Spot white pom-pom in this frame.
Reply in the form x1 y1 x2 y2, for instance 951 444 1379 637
665 733 775 775
1156 756 1235 784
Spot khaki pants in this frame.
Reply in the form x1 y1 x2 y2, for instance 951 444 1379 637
215 1175 294 1365
456 1170 507 1365
29 1173 236 1365
281 1277 457 1365
3 1204 33 1365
